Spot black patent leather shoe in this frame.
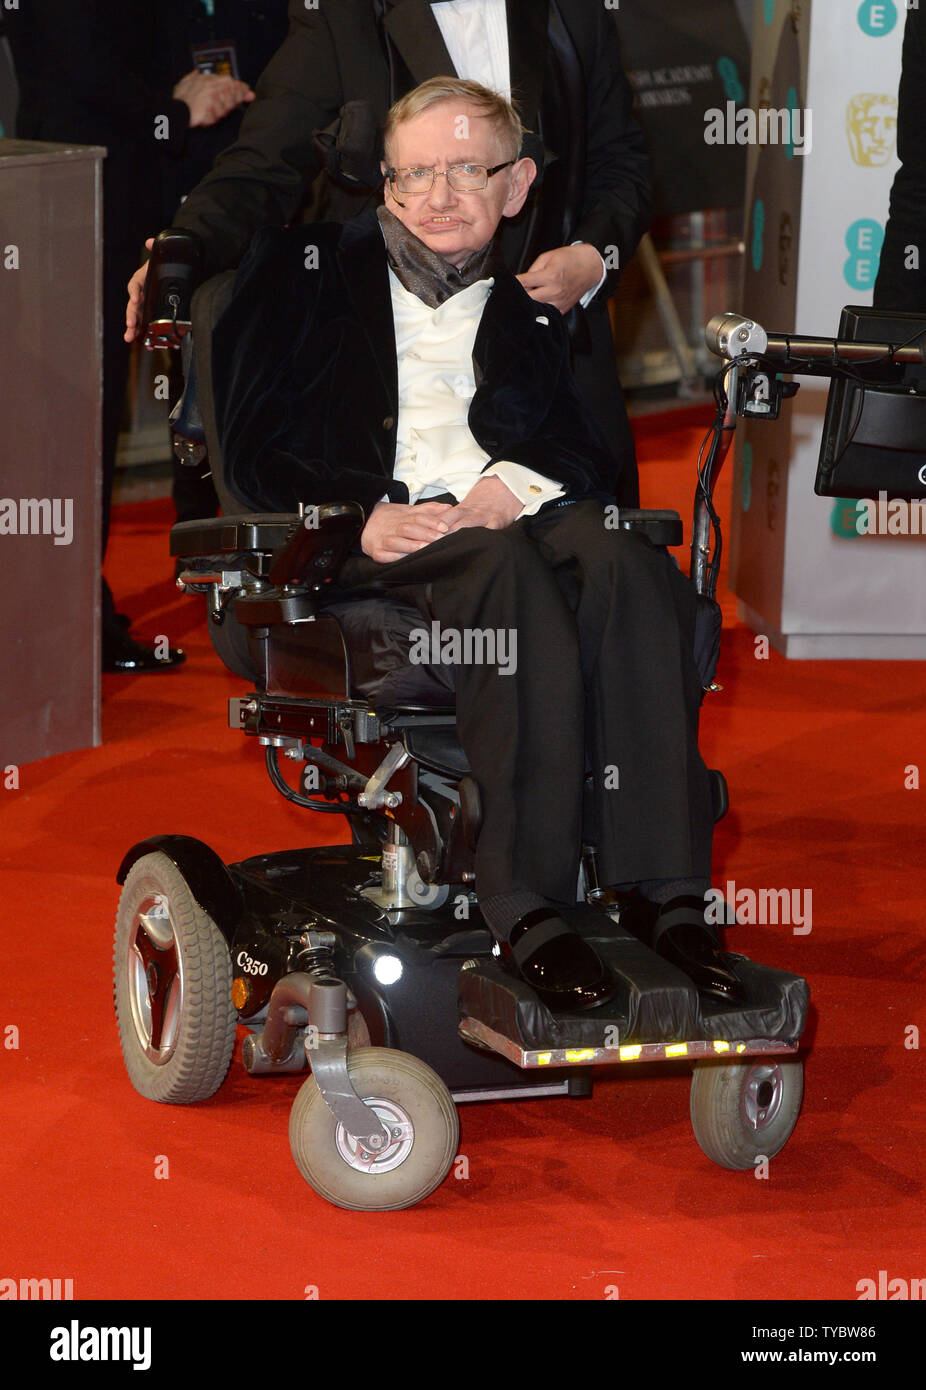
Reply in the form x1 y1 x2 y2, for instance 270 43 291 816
614 892 745 1004
103 631 187 673
499 907 616 1012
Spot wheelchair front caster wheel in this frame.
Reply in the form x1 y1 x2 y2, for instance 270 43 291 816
689 1056 804 1170
113 851 236 1104
289 1048 459 1211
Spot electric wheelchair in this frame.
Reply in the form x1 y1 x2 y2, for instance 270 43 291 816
113 232 815 1212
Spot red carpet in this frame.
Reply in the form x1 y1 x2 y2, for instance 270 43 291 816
2 409 925 1303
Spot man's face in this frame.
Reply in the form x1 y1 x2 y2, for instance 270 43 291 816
383 100 534 267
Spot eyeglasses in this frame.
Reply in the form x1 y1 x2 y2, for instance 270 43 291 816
385 161 514 195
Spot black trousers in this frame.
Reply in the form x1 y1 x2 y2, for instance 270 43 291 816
339 500 713 904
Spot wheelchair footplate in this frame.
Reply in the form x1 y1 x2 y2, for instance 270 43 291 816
458 904 808 1070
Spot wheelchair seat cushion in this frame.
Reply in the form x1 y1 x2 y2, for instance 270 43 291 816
321 597 456 708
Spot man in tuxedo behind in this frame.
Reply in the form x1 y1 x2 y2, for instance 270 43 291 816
126 0 652 506
5 0 253 671
211 78 741 1013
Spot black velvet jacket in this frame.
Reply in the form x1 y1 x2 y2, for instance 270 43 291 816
211 211 618 516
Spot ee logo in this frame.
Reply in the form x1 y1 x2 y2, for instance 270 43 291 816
857 1 898 36
844 218 884 289
830 498 862 539
717 57 745 105
784 85 799 160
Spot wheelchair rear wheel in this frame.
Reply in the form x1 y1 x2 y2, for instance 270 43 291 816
207 607 258 683
689 1055 804 1170
289 1047 459 1211
113 851 237 1104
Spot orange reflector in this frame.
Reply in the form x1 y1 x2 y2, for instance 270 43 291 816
231 977 249 1010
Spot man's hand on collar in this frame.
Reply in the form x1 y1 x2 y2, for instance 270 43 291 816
516 243 606 314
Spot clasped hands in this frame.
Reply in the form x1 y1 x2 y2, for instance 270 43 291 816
360 474 523 564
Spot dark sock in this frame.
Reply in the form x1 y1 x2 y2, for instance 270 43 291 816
638 879 719 944
636 878 710 905
479 890 548 941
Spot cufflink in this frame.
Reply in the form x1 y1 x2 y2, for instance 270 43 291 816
529 485 541 494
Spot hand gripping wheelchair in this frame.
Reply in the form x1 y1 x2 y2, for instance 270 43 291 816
113 233 815 1212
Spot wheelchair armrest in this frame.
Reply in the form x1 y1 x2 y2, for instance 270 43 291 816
170 515 303 560
171 504 366 622
611 508 683 548
265 501 365 588
142 228 206 349
234 501 365 625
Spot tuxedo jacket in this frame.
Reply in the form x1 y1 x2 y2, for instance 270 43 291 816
211 210 618 516
171 0 651 299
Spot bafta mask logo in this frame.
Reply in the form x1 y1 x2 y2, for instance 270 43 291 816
846 94 898 167
790 0 803 32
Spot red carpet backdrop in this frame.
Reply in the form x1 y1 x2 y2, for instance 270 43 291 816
1 409 924 1302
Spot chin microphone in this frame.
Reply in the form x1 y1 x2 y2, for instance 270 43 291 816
706 312 769 360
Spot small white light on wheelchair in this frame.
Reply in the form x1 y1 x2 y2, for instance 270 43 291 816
372 954 403 985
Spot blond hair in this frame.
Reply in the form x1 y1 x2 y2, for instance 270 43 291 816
383 77 524 164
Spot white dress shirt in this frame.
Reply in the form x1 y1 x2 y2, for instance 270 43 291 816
431 0 511 101
387 266 565 515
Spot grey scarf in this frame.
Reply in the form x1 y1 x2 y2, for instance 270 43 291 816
377 205 496 308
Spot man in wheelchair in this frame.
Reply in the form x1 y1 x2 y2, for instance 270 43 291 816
208 77 741 1015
